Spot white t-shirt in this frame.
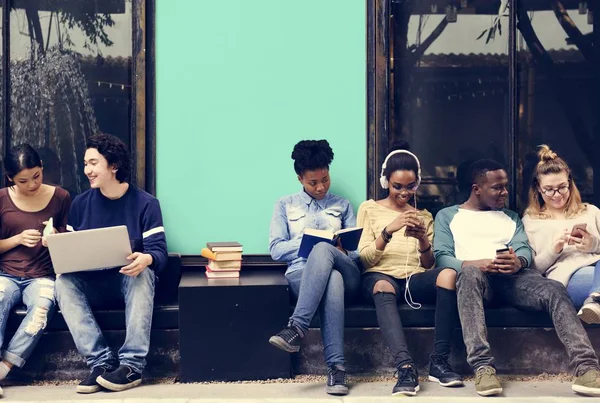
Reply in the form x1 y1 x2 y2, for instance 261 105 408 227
450 209 517 260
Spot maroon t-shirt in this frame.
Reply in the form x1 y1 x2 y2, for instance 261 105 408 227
0 187 71 278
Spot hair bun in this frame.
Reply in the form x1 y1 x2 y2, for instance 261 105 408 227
388 140 411 153
537 144 557 162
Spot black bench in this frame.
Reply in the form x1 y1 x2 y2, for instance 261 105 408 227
2 254 182 382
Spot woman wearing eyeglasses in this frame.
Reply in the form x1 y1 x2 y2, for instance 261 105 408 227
523 145 600 324
356 142 463 396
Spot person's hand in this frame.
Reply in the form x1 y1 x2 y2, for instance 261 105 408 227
494 247 521 274
386 210 421 234
572 228 595 253
552 229 570 254
19 229 41 248
405 220 427 241
463 259 497 273
120 252 153 277
41 220 57 248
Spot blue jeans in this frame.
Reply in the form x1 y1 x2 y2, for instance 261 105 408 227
55 268 155 373
285 243 361 367
0 274 55 368
567 260 600 309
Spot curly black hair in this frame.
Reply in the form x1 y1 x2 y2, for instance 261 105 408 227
291 140 334 175
86 133 131 183
382 140 419 181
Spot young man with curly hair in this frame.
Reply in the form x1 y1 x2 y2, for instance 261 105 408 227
55 133 168 394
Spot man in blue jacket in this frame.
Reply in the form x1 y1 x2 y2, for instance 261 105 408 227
55 133 168 393
434 159 600 397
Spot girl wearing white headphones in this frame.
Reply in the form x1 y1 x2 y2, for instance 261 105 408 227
356 142 463 396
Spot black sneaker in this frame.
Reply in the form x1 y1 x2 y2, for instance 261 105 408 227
325 364 349 395
428 355 464 387
96 365 142 392
393 364 420 396
77 366 110 394
269 325 303 353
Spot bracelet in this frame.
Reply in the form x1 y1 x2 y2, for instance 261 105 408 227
418 244 432 253
518 256 528 269
381 228 392 243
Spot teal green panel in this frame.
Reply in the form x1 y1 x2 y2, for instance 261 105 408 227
156 0 366 254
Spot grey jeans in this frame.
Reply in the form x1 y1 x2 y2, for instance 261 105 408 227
457 265 599 376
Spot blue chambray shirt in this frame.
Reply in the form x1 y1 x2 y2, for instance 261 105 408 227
269 190 359 274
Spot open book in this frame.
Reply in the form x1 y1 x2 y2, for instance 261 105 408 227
298 227 363 259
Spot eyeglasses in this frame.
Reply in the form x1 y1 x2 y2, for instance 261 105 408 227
391 183 418 192
540 186 569 197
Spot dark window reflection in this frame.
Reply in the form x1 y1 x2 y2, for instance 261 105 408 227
391 0 508 215
390 0 599 215
517 1 596 211
9 0 131 196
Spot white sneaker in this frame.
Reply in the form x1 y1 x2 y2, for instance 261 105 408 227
578 297 600 324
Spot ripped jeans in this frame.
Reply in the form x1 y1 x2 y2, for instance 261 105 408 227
0 273 55 368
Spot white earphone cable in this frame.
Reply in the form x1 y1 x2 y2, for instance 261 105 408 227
404 195 421 310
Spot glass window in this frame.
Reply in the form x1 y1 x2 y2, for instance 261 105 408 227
391 1 508 215
517 1 596 210
383 0 600 214
9 0 132 195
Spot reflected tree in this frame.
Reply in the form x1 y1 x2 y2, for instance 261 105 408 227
5 1 126 192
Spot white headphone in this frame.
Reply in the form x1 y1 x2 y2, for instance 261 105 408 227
379 150 422 189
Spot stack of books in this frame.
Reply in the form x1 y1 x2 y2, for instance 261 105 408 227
200 242 243 278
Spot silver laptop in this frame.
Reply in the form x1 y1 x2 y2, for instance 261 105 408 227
46 226 133 274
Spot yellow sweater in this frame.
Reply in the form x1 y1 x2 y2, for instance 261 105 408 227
357 200 434 279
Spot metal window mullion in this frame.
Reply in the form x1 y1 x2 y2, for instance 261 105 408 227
2 0 10 187
508 0 518 210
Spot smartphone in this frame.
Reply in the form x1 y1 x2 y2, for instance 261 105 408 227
495 247 509 255
570 223 587 238
404 217 425 237
569 223 587 245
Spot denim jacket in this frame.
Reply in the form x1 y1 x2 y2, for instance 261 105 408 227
269 190 359 274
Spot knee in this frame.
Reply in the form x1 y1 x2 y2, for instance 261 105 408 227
138 268 155 284
24 305 51 336
54 274 86 307
311 242 337 257
545 279 570 300
372 279 395 295
0 278 17 303
36 278 56 306
124 269 155 296
457 265 484 285
54 274 74 292
436 268 457 290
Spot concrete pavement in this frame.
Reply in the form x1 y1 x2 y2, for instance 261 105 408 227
0 377 595 402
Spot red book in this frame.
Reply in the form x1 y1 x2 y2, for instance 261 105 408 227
205 267 240 279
